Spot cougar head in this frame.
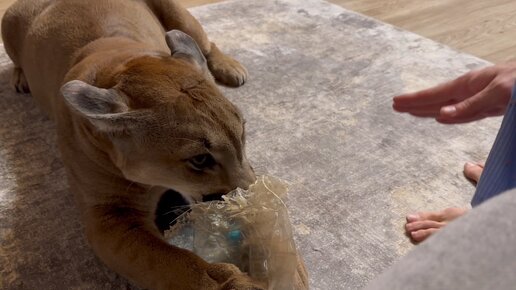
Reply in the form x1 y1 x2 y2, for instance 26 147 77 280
61 30 255 202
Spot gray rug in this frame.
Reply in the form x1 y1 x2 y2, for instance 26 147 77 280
0 0 501 289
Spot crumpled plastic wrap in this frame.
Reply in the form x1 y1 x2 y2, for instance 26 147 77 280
165 175 307 290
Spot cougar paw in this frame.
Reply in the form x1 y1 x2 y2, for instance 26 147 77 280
207 263 265 290
220 276 266 290
207 45 248 87
11 67 30 93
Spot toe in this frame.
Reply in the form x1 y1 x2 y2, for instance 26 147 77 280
411 228 439 243
414 210 444 222
464 162 484 183
406 213 421 222
224 64 247 87
442 207 468 221
405 220 445 232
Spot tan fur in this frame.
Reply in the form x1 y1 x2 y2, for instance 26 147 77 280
1 0 263 289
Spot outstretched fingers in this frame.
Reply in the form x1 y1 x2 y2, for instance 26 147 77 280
393 66 501 123
393 74 471 110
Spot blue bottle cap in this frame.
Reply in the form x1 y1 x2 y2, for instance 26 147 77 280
228 230 242 242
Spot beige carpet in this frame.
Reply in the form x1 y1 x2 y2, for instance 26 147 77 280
0 0 502 289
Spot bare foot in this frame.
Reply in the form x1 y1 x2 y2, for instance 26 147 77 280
405 207 468 243
405 161 484 243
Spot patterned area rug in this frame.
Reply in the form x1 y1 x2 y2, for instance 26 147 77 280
0 0 501 289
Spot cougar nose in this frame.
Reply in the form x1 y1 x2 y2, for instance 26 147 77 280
236 167 257 190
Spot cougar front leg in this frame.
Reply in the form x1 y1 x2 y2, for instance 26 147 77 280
85 205 261 290
146 0 248 87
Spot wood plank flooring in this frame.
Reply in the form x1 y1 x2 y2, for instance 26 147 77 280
1 0 515 63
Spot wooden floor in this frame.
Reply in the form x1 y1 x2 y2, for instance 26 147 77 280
1 0 515 63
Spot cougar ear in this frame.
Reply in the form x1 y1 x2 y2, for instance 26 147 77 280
165 30 209 73
60 80 148 132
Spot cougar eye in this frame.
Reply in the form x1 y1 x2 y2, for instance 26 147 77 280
188 154 216 171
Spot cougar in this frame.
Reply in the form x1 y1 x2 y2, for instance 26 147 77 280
1 0 270 289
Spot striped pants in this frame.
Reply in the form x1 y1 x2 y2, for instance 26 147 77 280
471 84 516 206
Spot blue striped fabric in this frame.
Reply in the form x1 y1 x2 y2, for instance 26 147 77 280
471 83 516 207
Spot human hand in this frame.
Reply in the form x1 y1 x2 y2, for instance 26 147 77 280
393 63 516 124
